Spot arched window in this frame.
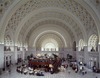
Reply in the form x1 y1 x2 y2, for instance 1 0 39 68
41 42 58 51
88 34 98 51
4 35 13 51
44 43 57 51
4 35 12 46
41 38 59 51
79 39 84 51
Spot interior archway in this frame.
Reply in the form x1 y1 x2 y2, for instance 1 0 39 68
41 40 58 51
78 39 85 51
88 34 98 51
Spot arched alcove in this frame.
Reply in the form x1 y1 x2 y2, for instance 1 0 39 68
35 32 66 51
78 39 85 51
4 35 12 46
88 34 98 51
41 38 58 51
4 35 13 51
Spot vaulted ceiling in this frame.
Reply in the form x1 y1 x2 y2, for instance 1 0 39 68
0 0 100 48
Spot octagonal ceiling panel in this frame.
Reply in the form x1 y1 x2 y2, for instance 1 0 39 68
36 33 65 48
5 0 97 35
28 24 72 47
25 19 75 42
19 11 83 41
0 0 98 45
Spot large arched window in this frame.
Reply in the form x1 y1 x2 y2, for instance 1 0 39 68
44 42 58 51
88 34 98 51
78 39 84 51
41 38 58 51
4 35 12 46
4 35 13 51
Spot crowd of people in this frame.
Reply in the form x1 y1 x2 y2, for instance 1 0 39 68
16 53 63 76
16 64 44 76
16 53 100 77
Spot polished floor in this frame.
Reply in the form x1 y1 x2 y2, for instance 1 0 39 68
0 65 100 78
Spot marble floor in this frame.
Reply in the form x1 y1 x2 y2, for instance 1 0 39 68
0 66 100 78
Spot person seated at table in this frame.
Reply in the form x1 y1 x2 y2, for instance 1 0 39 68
28 67 34 75
28 67 32 70
29 70 34 75
75 68 78 73
21 67 24 74
60 65 66 72
34 69 40 75
36 71 44 76
23 68 28 75
17 66 22 73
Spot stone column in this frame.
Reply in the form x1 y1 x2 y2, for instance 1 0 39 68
13 46 18 64
0 44 4 68
84 46 89 67
75 47 78 60
98 45 100 68
22 47 26 60
76 51 79 62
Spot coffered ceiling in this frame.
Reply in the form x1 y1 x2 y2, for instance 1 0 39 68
0 0 100 47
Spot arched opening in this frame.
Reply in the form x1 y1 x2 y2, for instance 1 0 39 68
42 42 58 51
41 38 59 51
78 39 84 51
88 34 98 51
4 35 13 51
4 35 12 46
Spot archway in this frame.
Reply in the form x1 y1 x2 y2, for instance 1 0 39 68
78 39 85 51
88 34 98 51
41 38 59 51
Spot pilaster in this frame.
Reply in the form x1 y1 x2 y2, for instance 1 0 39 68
22 47 26 60
84 46 89 66
0 44 4 68
13 46 18 63
98 45 100 68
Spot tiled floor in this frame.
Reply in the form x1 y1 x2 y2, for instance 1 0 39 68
0 66 100 78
